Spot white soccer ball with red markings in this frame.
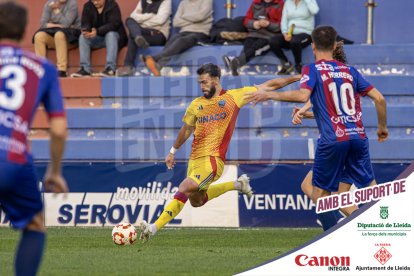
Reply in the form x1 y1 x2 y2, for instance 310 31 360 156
112 223 137 245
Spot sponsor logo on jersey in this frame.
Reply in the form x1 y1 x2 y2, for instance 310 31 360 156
198 105 203 110
335 128 345 137
331 112 362 124
315 62 335 71
300 74 310 84
198 112 227 124
218 100 226 108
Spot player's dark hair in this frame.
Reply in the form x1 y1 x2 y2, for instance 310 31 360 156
0 1 27 41
197 63 221 79
333 41 347 63
311 25 337 52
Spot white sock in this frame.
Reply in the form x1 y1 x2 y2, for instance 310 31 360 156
150 223 157 234
233 180 241 191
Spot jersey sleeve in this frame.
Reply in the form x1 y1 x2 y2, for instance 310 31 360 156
299 65 317 92
182 100 197 126
352 67 374 96
227 86 257 108
42 65 65 118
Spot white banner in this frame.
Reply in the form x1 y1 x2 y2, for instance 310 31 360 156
0 165 239 227
238 172 414 276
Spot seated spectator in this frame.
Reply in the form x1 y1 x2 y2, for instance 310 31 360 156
71 0 127 77
210 16 248 45
143 0 213 77
270 0 319 75
33 0 81 77
118 0 171 77
223 0 284 76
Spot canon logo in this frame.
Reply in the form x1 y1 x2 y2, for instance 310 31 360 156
295 254 350 267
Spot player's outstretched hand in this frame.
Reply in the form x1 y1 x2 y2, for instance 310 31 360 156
291 106 304 125
377 127 389 142
244 90 270 106
43 171 69 194
165 153 176 170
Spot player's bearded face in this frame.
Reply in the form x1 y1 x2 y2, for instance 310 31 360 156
198 75 217 99
204 84 216 99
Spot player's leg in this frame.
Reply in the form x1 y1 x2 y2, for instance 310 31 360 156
0 162 45 276
15 212 46 276
139 176 198 243
345 139 376 190
342 138 376 214
301 170 313 198
139 157 210 242
300 170 345 227
189 174 253 207
312 141 349 231
199 157 253 205
139 176 199 242
337 182 358 216
337 169 359 216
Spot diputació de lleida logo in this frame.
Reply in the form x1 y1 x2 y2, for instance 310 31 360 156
380 206 389 219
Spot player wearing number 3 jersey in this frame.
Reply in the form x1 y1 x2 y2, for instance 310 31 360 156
0 2 68 275
245 25 388 231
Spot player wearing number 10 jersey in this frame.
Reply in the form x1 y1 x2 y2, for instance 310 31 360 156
245 25 388 230
0 2 68 275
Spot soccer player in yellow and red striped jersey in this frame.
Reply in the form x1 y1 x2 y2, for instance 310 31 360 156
138 63 256 242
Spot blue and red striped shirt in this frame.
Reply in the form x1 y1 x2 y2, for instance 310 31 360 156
300 59 373 143
0 43 65 164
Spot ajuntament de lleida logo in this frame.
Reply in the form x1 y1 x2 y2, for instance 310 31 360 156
380 206 389 219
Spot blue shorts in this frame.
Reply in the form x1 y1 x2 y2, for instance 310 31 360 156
313 139 374 192
0 161 43 229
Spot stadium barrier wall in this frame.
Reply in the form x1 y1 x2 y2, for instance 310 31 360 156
0 163 408 228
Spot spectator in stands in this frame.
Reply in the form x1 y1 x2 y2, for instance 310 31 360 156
143 0 213 77
270 0 319 75
33 0 81 77
222 0 284 76
118 0 171 77
71 0 127 77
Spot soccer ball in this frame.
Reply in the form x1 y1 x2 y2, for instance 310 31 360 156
112 223 137 245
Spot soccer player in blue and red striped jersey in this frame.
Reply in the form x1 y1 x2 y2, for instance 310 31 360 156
0 2 68 275
246 25 388 231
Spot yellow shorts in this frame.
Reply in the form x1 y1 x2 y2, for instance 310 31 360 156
187 156 224 190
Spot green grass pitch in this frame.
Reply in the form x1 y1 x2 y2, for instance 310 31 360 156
0 227 321 275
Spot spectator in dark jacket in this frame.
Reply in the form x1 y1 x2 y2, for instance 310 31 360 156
71 0 127 77
118 0 171 77
223 0 284 76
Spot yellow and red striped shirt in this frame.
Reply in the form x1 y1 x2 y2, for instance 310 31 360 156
183 86 257 161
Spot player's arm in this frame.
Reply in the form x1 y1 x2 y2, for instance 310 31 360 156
292 100 314 125
44 116 69 193
245 87 311 105
42 66 68 194
165 123 194 169
366 88 388 142
256 75 301 92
